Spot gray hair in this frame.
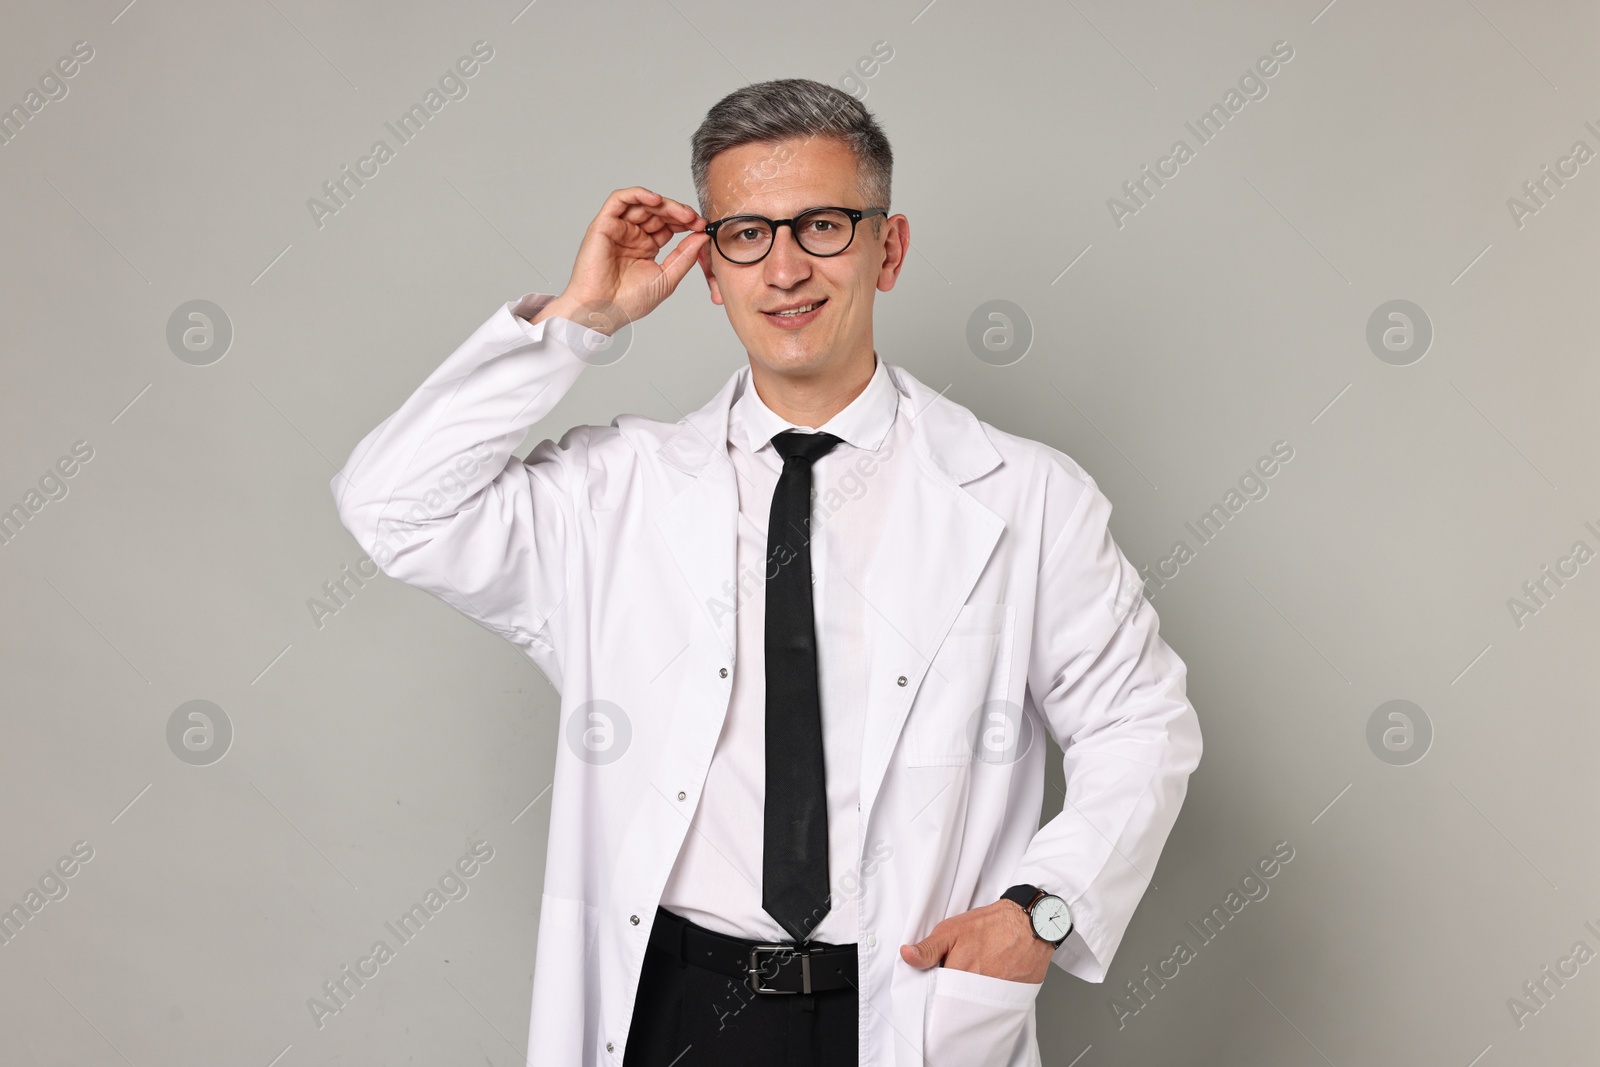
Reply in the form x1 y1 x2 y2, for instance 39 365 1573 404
690 78 893 238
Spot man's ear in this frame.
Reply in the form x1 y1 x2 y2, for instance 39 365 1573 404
876 214 911 293
698 242 723 306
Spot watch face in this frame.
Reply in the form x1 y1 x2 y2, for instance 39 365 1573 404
1031 895 1072 942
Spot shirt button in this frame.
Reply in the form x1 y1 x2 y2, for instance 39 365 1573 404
896 676 907 686
677 791 686 801
630 914 640 925
719 667 729 678
866 934 877 948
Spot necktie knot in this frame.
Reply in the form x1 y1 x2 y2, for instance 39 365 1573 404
771 429 843 467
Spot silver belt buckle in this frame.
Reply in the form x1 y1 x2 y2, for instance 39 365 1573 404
748 943 810 994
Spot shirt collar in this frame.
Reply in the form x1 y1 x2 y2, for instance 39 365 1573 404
733 352 898 454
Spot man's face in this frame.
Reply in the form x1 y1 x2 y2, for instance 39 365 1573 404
698 136 907 380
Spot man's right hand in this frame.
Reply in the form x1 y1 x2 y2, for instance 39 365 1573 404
529 187 710 335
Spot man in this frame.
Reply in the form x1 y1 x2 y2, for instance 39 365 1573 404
332 78 1200 1067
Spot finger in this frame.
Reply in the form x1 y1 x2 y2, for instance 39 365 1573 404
646 214 708 250
605 186 662 208
659 232 710 288
646 219 713 255
600 186 666 222
607 189 692 217
655 195 704 225
619 203 674 228
622 211 701 245
624 199 706 231
903 928 951 968
638 211 689 236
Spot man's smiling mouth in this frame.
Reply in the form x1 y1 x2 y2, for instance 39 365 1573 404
763 298 827 325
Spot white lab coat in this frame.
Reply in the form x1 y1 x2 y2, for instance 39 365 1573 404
331 293 1202 1066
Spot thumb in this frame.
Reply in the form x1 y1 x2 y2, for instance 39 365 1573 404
900 930 949 969
660 231 710 289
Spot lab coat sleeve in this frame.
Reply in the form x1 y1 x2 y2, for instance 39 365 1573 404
330 292 607 679
1010 469 1202 983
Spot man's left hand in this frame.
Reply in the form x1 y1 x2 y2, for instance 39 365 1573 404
899 899 1055 984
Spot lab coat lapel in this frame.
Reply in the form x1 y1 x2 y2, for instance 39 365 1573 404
858 365 1005 819
653 368 744 663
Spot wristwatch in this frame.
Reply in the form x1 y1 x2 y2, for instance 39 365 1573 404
1000 884 1073 947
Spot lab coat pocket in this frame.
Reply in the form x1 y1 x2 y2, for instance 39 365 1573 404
905 603 1013 768
923 964 1043 1067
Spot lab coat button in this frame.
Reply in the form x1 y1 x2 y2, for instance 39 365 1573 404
630 914 640 925
866 933 877 948
896 676 907 686
606 1041 614 1052
719 667 729 678
677 791 686 801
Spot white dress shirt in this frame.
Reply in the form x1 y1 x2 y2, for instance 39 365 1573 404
657 350 904 946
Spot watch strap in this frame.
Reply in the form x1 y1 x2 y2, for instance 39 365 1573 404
1000 883 1044 912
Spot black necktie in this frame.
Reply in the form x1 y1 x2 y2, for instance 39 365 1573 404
762 428 844 944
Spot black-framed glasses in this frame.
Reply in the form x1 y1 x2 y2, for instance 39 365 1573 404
704 206 888 264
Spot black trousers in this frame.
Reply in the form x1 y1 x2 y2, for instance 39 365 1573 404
621 907 859 1066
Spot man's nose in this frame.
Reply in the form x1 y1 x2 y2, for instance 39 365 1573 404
763 226 812 287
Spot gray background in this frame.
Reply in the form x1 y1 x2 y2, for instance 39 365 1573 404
1 0 1595 1064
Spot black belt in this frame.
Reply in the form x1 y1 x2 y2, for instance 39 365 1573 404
648 906 858 995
